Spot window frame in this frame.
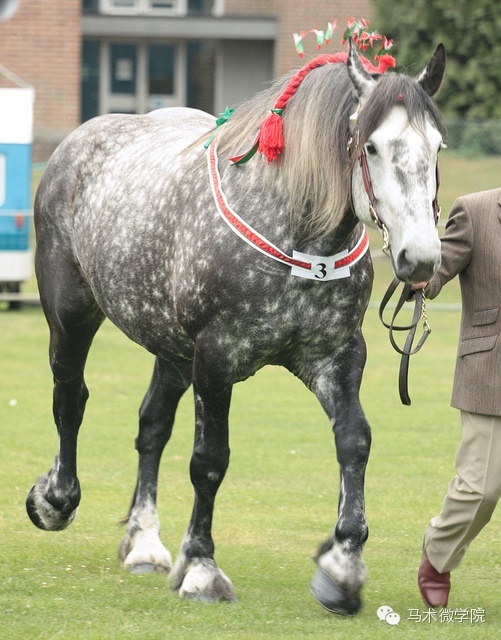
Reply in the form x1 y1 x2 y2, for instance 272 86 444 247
100 0 188 16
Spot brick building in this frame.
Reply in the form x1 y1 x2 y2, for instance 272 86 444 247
0 0 81 160
0 1 372 161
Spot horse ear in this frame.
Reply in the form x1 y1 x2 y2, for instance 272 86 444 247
347 37 376 102
416 44 446 97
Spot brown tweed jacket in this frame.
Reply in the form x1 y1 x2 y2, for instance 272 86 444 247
425 187 501 416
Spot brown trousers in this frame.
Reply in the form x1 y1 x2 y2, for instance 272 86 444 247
424 411 501 573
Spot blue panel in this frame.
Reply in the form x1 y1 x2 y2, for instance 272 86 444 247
0 143 31 211
0 143 31 251
0 214 30 251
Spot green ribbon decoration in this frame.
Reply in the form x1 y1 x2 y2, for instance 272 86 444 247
204 106 235 148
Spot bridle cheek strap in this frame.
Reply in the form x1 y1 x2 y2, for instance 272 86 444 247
358 148 390 252
359 148 441 230
433 161 441 224
359 149 382 228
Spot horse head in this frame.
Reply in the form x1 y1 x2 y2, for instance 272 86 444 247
347 39 446 284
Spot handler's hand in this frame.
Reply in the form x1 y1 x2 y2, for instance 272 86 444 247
406 282 428 302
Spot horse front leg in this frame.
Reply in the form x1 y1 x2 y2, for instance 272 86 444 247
170 341 236 602
119 357 192 574
307 333 371 615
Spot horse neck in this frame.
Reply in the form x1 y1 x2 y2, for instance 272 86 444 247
294 208 360 254
214 144 359 256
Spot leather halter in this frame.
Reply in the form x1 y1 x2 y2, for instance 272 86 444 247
359 148 383 229
358 146 441 249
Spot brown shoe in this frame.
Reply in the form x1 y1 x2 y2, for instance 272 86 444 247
418 550 450 608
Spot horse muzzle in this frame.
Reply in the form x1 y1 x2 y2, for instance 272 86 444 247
394 246 441 284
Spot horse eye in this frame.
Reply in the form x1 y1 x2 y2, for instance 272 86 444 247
365 143 377 156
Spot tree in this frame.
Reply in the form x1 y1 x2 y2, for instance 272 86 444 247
373 0 501 119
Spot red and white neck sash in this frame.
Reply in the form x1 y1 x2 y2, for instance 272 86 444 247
208 140 369 281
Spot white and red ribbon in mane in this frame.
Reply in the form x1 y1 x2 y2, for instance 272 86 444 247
208 140 369 281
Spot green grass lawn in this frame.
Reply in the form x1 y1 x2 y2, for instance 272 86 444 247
1 306 499 639
1 153 500 638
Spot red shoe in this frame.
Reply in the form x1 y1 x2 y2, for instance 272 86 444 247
418 550 450 608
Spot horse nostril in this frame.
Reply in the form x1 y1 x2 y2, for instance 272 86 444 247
396 249 438 283
396 249 410 273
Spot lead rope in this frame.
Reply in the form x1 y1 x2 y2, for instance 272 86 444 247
379 278 432 405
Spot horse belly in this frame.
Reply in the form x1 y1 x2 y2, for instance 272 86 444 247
107 302 195 363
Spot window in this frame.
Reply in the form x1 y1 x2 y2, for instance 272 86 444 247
102 0 137 12
188 0 215 14
98 41 189 115
83 0 100 12
148 45 176 96
149 1 179 10
110 44 137 95
100 0 188 14
186 41 215 113
81 40 100 122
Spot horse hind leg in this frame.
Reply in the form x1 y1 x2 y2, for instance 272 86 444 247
119 356 192 574
26 266 104 532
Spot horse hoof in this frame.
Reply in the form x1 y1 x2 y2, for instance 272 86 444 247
310 568 362 616
176 559 237 603
26 482 77 531
128 563 158 575
119 533 173 574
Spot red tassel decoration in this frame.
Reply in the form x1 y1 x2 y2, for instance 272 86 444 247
258 109 284 163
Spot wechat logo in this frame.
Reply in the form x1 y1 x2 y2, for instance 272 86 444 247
377 605 401 625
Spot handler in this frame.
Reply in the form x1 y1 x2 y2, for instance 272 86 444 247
412 187 501 608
